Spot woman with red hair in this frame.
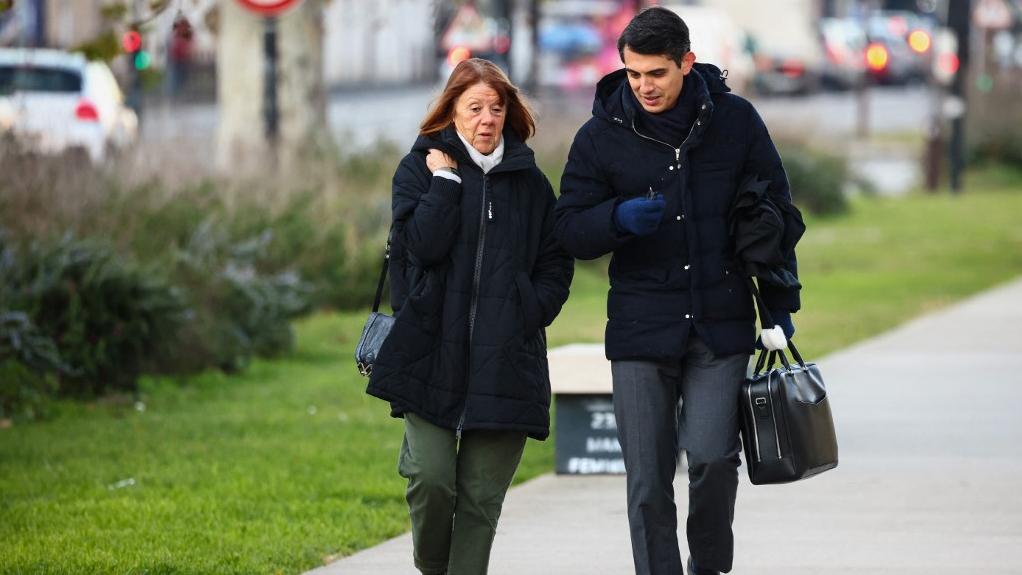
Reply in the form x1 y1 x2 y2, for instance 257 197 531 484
366 59 573 574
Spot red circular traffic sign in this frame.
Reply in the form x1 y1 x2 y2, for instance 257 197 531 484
234 0 301 16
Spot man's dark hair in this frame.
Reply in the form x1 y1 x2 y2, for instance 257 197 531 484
617 6 691 66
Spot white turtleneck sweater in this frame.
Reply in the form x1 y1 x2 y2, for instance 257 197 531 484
458 132 504 174
433 132 505 183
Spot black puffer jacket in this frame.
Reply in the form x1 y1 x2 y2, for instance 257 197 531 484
367 126 574 440
554 63 800 361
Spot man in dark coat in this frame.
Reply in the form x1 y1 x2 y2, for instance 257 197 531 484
554 8 801 575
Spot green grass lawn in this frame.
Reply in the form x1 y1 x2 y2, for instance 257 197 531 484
2 171 1021 574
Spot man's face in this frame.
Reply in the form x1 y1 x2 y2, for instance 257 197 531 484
622 47 696 114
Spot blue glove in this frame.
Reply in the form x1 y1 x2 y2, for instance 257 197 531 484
756 310 795 350
614 194 666 236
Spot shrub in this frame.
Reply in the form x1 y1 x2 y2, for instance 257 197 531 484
0 311 66 374
969 134 1022 171
220 187 390 310
3 236 187 396
0 360 58 421
0 134 400 404
0 312 64 420
779 144 851 217
0 139 401 312
158 219 313 374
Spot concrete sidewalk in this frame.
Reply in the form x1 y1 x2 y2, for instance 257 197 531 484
310 278 1022 575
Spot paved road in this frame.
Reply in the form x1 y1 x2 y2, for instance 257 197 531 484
308 277 1022 575
141 85 929 155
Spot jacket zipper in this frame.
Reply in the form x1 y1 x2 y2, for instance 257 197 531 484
630 117 699 166
630 115 703 320
458 175 491 436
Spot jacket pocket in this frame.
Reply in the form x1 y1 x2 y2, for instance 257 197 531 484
503 330 550 404
514 271 543 337
404 267 445 321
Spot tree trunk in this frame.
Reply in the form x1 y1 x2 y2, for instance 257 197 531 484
216 0 329 174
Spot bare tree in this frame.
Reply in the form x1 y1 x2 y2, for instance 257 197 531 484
216 0 329 174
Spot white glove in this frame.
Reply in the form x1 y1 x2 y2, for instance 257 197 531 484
760 325 788 351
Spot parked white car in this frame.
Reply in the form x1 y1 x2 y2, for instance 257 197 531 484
0 48 138 163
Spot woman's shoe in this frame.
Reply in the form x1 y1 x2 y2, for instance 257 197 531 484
687 557 720 575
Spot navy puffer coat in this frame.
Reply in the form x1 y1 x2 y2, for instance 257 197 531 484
367 126 574 440
554 63 800 361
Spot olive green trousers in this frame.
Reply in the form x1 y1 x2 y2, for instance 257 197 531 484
398 412 527 575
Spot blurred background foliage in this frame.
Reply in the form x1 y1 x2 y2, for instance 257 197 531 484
0 139 399 417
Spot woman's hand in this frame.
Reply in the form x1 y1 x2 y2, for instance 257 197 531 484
426 149 458 174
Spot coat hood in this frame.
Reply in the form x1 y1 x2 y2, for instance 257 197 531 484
591 62 731 126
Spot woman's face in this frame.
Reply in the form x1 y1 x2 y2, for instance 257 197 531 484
453 82 505 155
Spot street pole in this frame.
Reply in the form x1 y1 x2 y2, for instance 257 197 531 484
925 0 952 192
263 16 279 154
526 0 540 93
856 69 870 139
493 0 513 78
822 0 837 18
127 0 143 123
924 88 944 191
856 0 878 140
34 0 47 47
947 0 971 194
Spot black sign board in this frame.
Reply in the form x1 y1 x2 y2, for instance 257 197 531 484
554 393 625 474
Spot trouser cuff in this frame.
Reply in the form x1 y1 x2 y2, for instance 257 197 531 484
415 558 448 575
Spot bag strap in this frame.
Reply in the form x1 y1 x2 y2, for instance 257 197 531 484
742 274 774 329
745 274 807 374
371 231 393 313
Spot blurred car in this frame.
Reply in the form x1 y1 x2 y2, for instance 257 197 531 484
870 10 936 81
0 48 138 163
536 0 631 91
536 18 607 89
749 42 822 95
437 4 510 80
699 0 823 95
861 16 918 85
819 17 867 90
663 4 755 94
539 19 603 58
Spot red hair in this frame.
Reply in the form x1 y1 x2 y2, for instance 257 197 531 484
419 58 536 141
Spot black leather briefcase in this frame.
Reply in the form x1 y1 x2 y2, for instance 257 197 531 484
739 342 838 485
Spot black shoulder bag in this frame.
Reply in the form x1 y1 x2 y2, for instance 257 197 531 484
738 276 839 485
354 239 395 377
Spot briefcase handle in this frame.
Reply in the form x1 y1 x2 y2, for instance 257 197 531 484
753 339 808 375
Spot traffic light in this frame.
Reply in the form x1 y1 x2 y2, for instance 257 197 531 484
134 50 152 70
121 30 142 53
121 29 150 71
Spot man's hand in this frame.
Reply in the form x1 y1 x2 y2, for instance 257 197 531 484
614 194 666 236
758 310 795 351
